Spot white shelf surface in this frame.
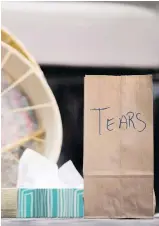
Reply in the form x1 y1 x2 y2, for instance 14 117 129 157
2 2 159 68
2 218 159 226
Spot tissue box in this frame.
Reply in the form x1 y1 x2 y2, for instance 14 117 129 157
18 189 84 218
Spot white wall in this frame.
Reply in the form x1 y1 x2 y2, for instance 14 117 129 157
2 2 159 67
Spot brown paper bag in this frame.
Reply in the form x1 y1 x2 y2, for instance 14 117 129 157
84 75 154 218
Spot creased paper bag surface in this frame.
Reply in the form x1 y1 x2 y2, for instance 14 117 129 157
84 75 153 218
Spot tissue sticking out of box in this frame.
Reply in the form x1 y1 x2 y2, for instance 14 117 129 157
17 148 84 189
59 160 83 189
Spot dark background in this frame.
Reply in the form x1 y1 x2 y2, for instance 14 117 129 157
42 66 159 212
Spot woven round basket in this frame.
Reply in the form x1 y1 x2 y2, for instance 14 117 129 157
1 27 39 69
1 41 63 163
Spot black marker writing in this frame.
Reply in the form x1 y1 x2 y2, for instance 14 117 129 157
126 111 136 129
90 107 110 135
90 107 147 134
106 118 115 131
136 113 146 132
119 115 128 129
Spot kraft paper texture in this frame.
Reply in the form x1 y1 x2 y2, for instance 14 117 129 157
84 75 154 218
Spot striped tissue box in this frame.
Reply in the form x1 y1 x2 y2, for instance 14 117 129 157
18 189 84 218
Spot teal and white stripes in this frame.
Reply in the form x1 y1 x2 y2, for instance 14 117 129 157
18 189 84 218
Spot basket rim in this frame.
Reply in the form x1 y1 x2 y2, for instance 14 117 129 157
1 27 39 69
1 41 63 163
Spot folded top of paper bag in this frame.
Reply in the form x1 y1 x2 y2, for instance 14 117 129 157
17 148 83 189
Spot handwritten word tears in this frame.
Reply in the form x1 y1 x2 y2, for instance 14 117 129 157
90 107 146 135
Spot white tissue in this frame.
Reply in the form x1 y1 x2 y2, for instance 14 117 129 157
17 148 83 189
59 160 83 189
17 149 64 188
